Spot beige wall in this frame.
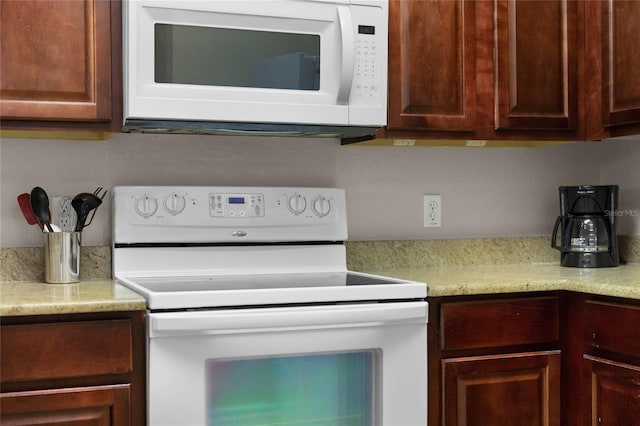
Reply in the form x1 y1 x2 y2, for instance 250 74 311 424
598 136 640 235
1 134 638 248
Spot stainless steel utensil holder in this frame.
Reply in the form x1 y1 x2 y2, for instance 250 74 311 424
44 232 81 283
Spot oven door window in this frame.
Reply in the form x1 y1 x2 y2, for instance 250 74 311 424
206 350 379 425
155 24 321 91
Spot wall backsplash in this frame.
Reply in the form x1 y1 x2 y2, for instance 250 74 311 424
1 134 639 250
1 236 638 282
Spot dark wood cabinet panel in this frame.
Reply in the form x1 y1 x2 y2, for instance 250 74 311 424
429 293 563 426
385 0 640 143
0 311 145 426
430 293 640 426
1 320 133 384
0 0 122 133
0 0 111 121
600 0 640 128
387 0 476 131
384 0 581 142
0 385 130 426
585 299 640 359
494 0 577 131
440 296 560 351
442 351 561 426
583 355 640 426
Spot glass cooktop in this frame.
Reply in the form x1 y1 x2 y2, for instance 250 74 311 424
117 271 426 310
126 272 402 293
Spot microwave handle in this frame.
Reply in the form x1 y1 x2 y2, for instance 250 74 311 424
149 302 427 336
337 6 355 104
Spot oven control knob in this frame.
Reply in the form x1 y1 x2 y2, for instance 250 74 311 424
312 196 331 217
287 193 307 214
134 195 158 218
164 193 186 215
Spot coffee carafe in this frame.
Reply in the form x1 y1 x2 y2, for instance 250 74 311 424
551 185 619 267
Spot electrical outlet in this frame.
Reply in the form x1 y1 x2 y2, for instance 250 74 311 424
423 195 441 227
51 196 77 232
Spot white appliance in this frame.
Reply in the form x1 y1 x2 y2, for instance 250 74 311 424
112 186 427 426
123 0 388 140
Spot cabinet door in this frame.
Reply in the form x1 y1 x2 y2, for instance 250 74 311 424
584 356 640 426
0 0 112 121
442 351 561 426
494 0 577 131
600 0 640 128
0 385 130 425
387 0 476 131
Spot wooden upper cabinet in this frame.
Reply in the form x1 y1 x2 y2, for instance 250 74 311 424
600 0 640 128
387 0 476 132
494 0 578 131
385 0 581 141
0 0 116 123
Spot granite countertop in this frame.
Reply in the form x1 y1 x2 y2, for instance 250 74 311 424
364 263 640 299
1 237 639 316
0 280 147 317
7 263 635 318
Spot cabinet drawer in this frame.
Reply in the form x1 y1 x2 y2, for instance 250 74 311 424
440 297 559 351
585 300 640 357
1 320 133 383
0 384 130 425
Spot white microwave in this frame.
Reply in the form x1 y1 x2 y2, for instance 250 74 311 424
123 0 388 141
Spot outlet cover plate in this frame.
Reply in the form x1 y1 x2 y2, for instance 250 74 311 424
423 195 441 227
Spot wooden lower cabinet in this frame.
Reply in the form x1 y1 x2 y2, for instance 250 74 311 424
584 356 640 426
0 311 145 426
430 293 640 426
429 293 562 426
443 351 561 426
582 298 640 426
0 385 130 426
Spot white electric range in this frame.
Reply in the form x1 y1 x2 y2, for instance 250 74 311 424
113 186 427 426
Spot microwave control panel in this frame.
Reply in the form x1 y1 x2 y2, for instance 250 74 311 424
351 4 386 106
354 28 379 94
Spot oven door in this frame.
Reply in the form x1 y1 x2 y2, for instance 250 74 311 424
124 0 387 127
147 301 427 425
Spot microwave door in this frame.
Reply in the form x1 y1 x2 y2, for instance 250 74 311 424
124 1 367 126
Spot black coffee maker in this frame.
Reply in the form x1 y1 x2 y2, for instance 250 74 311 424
551 185 619 267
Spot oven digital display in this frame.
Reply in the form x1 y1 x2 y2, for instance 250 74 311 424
210 193 264 218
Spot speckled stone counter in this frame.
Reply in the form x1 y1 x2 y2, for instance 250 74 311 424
346 236 640 299
363 263 640 300
1 236 638 315
0 280 146 316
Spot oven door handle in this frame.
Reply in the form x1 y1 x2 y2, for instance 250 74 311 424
149 302 427 336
